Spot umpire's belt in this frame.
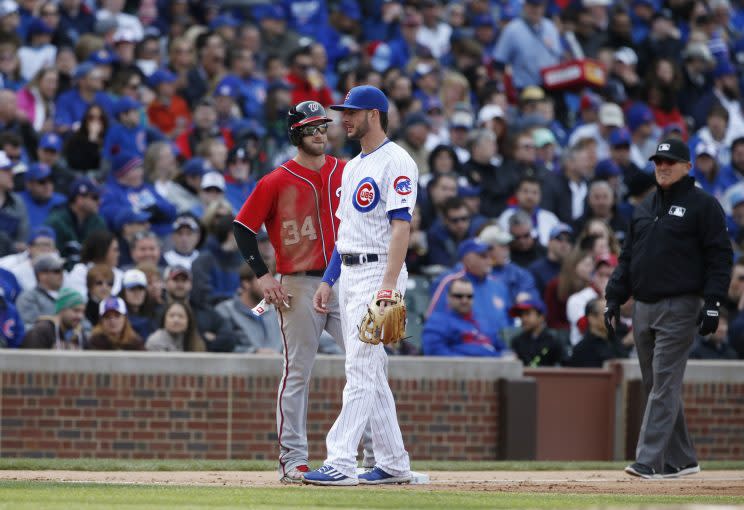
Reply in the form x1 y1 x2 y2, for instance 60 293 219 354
341 253 379 266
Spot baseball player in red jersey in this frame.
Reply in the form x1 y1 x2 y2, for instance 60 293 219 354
233 101 372 483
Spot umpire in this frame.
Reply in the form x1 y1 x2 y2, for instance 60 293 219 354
605 138 733 479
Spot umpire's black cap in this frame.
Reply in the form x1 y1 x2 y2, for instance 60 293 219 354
649 138 691 163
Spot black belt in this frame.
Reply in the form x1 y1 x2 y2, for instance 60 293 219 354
341 253 379 266
290 270 325 277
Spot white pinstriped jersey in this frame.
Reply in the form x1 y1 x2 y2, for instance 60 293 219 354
335 140 418 254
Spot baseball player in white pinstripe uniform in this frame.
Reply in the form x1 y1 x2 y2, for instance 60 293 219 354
303 85 417 486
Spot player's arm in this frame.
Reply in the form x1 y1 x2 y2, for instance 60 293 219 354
233 221 288 305
313 248 341 314
381 217 411 293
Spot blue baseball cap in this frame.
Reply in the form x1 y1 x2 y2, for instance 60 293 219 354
253 4 285 21
69 177 99 199
209 14 240 30
549 223 573 240
147 69 177 89
111 151 143 178
99 296 127 316
458 184 481 198
330 85 389 113
25 163 52 181
626 103 654 132
182 157 210 176
213 76 241 98
28 17 53 35
334 0 361 21
28 225 56 244
609 127 631 147
595 159 622 179
113 208 151 231
113 96 141 116
457 238 489 259
39 132 62 152
88 49 116 66
472 13 494 27
73 62 96 80
509 299 546 317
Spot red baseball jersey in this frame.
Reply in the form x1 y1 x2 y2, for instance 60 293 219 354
234 155 344 274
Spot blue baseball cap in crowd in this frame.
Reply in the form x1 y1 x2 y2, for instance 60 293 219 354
147 69 177 89
509 299 546 317
111 151 143 178
334 0 361 21
253 4 285 21
28 17 53 36
114 96 141 116
25 163 52 181
595 159 622 179
458 184 481 198
39 132 62 152
99 296 127 316
549 223 573 240
28 225 56 244
114 208 151 231
457 238 490 259
331 85 389 113
73 62 96 80
209 14 239 30
69 177 99 199
626 103 654 132
88 48 116 66
182 157 210 176
213 76 241 98
609 127 631 147
472 13 495 27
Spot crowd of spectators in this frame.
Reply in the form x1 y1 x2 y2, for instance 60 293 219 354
0 0 743 364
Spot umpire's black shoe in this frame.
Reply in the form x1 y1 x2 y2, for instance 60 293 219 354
624 462 660 479
662 463 701 478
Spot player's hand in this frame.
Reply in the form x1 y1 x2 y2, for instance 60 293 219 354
698 299 720 336
257 273 288 306
604 301 620 341
313 282 332 314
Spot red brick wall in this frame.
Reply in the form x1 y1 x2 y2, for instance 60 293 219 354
0 372 501 460
683 382 744 460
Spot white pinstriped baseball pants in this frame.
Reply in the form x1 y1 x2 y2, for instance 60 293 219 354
324 260 410 478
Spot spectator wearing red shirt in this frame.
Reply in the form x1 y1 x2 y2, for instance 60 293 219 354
285 46 333 107
147 69 191 138
175 97 233 160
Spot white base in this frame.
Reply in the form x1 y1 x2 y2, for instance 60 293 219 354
355 468 430 485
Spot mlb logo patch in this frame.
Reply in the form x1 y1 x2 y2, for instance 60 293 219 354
658 143 671 151
669 206 686 217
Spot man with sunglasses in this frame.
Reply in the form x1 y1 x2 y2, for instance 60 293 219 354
18 163 67 229
422 277 503 357
233 100 351 484
605 138 732 479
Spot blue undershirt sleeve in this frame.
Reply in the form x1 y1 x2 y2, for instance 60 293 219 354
387 207 412 222
322 247 342 287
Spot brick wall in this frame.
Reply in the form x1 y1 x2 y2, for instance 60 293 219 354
0 352 515 460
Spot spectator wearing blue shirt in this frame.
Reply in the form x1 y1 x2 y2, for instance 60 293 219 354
387 12 424 71
99 152 177 237
423 277 504 357
0 266 20 303
691 141 736 200
477 224 539 306
213 76 243 132
426 239 511 345
226 48 266 122
492 0 562 90
58 0 96 46
18 163 66 228
283 0 330 50
55 62 113 133
427 197 482 268
0 287 24 347
224 146 256 213
103 97 148 159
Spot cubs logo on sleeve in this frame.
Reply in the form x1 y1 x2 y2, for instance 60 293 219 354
353 177 380 212
393 176 412 195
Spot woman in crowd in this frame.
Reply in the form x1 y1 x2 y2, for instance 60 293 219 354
145 301 205 352
543 248 594 332
63 103 108 175
66 230 122 301
84 264 114 326
16 67 58 132
118 268 156 341
88 296 144 350
577 219 622 257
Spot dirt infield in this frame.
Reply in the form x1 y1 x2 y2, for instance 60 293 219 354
1 470 743 495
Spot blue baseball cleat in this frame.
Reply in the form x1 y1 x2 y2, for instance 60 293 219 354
302 465 359 486
358 466 411 485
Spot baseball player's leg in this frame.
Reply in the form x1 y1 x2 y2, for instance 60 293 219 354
634 296 698 471
324 293 376 469
276 275 325 477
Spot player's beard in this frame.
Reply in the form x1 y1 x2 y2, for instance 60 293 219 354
299 137 326 157
348 114 370 140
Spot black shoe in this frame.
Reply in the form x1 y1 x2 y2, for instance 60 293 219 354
662 463 700 478
624 462 659 479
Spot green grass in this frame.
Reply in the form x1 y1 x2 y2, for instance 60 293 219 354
0 482 742 510
1 458 744 472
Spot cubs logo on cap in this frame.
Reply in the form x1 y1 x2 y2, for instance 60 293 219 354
394 176 412 195
353 177 380 212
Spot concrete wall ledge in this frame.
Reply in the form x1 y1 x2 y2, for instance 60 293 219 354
612 359 744 383
0 351 524 380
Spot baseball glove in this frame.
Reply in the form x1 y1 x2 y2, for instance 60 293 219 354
358 289 407 345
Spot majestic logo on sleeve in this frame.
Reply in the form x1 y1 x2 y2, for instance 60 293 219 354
353 177 380 212
393 176 412 195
